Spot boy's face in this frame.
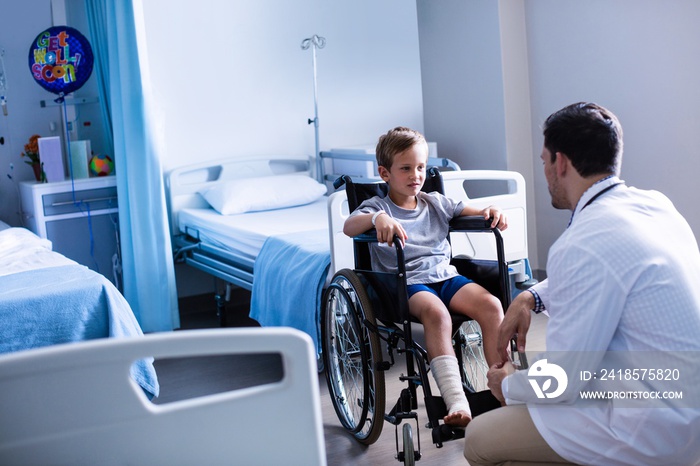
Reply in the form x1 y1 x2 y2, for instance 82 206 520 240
378 141 429 200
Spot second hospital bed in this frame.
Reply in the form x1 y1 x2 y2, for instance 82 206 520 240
167 155 534 355
0 220 158 398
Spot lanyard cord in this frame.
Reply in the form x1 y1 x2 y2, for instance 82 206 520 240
568 181 625 228
581 181 625 211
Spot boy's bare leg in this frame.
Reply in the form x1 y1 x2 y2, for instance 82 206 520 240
409 292 455 358
410 293 472 426
449 283 504 367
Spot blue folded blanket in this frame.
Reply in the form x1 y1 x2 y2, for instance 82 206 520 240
250 229 331 354
0 265 159 398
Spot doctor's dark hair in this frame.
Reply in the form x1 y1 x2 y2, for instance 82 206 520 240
376 126 427 170
543 102 623 177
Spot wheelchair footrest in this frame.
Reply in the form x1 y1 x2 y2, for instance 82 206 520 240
426 395 448 420
466 390 502 418
431 423 465 447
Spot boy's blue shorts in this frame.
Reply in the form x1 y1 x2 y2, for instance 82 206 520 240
406 275 473 307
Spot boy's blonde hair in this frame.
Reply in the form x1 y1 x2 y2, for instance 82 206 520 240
375 126 427 170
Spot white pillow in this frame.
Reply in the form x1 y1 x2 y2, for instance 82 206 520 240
199 174 327 215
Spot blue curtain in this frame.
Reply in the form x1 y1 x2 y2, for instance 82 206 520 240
84 0 179 332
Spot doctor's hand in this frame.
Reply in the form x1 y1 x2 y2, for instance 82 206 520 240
374 213 407 248
481 205 508 230
497 290 534 363
487 360 516 405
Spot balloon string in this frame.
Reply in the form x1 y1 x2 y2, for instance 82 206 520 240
61 97 99 273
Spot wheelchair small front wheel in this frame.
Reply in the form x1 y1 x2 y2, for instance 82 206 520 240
322 269 385 445
402 423 415 465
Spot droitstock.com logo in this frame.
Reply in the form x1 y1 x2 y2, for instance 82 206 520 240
528 359 568 399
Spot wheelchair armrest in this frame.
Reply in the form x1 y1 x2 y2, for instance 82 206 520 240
449 216 493 232
353 230 378 243
353 230 407 275
353 230 405 250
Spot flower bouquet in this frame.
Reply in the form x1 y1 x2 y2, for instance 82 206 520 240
21 134 46 182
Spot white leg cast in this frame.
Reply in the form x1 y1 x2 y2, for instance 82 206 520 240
430 355 470 416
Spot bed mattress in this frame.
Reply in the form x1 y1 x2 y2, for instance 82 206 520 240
178 197 329 260
0 225 159 399
0 227 77 277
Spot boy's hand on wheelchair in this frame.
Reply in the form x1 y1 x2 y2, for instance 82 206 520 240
481 205 508 231
375 214 407 247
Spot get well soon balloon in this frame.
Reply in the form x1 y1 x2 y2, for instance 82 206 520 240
28 26 94 96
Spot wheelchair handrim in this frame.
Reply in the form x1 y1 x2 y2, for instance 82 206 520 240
323 282 372 434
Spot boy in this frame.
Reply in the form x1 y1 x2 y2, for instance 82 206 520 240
344 126 507 427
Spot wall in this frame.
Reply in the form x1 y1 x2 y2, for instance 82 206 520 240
0 1 62 226
138 0 426 296
138 0 425 172
417 0 508 172
417 0 540 269
524 0 700 268
132 0 700 279
497 0 539 271
6 1 699 284
417 0 700 271
0 0 109 227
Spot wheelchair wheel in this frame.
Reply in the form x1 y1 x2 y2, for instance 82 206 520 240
322 269 386 445
402 423 415 465
456 320 489 393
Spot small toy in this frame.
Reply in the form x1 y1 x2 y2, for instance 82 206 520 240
89 154 114 177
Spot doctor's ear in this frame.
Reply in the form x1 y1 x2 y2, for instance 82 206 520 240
554 152 570 176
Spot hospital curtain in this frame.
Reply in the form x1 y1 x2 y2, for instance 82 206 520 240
84 0 179 332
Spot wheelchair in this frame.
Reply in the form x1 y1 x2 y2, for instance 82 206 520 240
321 167 524 464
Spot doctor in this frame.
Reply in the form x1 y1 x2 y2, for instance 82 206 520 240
464 102 700 465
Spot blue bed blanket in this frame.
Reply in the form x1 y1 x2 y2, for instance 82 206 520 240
249 229 331 354
0 265 159 398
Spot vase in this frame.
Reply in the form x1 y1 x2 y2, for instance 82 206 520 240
31 162 46 183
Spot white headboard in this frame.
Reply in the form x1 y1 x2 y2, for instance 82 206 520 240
165 155 314 236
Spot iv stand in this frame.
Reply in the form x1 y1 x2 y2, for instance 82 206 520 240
301 34 326 182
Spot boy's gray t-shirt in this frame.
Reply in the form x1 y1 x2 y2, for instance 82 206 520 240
350 191 465 285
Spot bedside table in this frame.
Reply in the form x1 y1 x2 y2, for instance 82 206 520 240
20 176 121 287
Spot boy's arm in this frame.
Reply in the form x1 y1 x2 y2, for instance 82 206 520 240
344 211 408 247
459 204 507 230
343 212 376 237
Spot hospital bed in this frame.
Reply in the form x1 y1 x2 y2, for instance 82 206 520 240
0 220 158 398
168 156 332 353
167 154 534 357
0 327 326 465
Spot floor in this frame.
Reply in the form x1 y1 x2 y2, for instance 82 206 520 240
160 291 548 465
